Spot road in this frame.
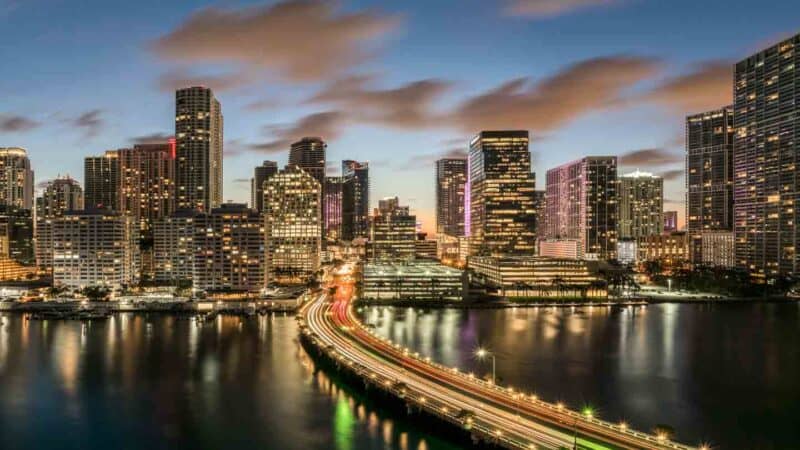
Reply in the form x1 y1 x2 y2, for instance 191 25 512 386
299 264 703 450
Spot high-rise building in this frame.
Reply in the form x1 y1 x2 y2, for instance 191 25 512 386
175 86 223 212
117 142 176 232
369 197 416 261
250 160 278 212
532 190 546 245
0 207 34 265
734 33 799 278
289 137 326 186
468 131 536 257
545 156 618 260
0 147 34 211
436 158 467 237
323 176 343 243
51 210 139 289
263 167 321 285
84 150 120 211
153 210 197 285
618 170 663 240
192 204 264 292
664 211 678 232
701 231 735 268
342 160 369 241
35 177 84 271
686 106 735 264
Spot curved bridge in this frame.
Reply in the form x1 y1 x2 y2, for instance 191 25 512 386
298 273 702 450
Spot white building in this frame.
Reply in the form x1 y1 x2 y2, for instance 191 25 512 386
362 261 465 301
538 239 583 260
153 211 197 285
701 231 735 268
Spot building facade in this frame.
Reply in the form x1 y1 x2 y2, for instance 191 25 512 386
323 176 343 243
117 142 176 232
701 231 736 268
52 211 139 289
618 170 663 240
639 231 689 264
251 160 278 213
289 137 326 186
175 86 223 212
435 158 467 237
538 239 583 260
153 211 197 285
468 131 536 256
545 156 618 260
0 207 34 265
0 147 34 211
361 262 465 301
369 197 416 261
263 167 321 285
84 150 120 211
664 211 678 232
686 106 734 264
734 34 799 278
469 256 605 298
342 160 369 241
35 178 84 271
193 204 264 292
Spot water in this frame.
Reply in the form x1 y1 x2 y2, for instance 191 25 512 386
0 314 457 450
1 304 798 450
361 303 800 449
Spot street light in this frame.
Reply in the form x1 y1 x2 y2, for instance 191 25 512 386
475 347 496 385
667 278 672 292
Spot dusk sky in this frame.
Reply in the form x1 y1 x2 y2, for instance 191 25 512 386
2 0 799 233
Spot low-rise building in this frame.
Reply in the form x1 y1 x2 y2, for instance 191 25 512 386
617 239 638 265
415 239 437 260
538 239 583 260
639 231 688 264
153 210 198 285
368 197 416 261
700 231 735 268
361 261 465 301
469 256 606 298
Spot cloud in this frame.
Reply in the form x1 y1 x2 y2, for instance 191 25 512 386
72 110 104 138
619 148 682 167
151 1 401 82
0 114 39 132
130 132 173 145
450 56 659 132
396 147 468 172
660 169 683 181
503 0 620 18
232 178 250 183
249 111 347 153
642 61 732 113
309 75 453 128
157 69 253 92
244 97 281 112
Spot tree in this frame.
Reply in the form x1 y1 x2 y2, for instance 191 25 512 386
45 285 69 299
174 279 192 297
81 285 111 302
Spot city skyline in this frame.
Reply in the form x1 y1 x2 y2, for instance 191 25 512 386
4 0 800 233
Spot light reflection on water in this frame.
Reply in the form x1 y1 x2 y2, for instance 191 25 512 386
362 302 800 450
0 313 459 450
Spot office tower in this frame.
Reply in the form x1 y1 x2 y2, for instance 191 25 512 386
192 204 264 292
35 177 85 271
468 131 536 257
289 137 326 186
640 231 689 264
369 197 416 261
323 176 343 242
117 142 176 232
545 156 618 260
618 170 664 240
251 160 278 212
435 158 467 237
664 211 678 232
38 177 84 217
342 160 369 241
263 167 321 285
153 211 197 285
532 190 546 245
84 150 120 211
0 147 34 211
51 210 139 289
0 207 34 265
175 86 223 212
701 231 735 268
734 33 799 278
686 106 734 264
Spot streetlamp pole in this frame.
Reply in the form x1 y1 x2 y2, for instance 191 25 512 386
475 348 496 385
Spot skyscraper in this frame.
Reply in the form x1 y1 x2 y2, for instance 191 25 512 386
323 176 343 243
263 166 321 285
153 210 197 285
468 130 536 256
0 207 34 265
618 170 664 240
664 211 678 232
289 137 326 186
545 156 618 260
37 177 84 218
342 160 369 241
0 147 34 211
250 160 278 213
175 86 223 212
686 106 734 264
117 142 176 232
369 197 416 261
734 33 799 278
435 158 467 237
84 150 120 211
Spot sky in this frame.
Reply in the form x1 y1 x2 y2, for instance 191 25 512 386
1 0 799 234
